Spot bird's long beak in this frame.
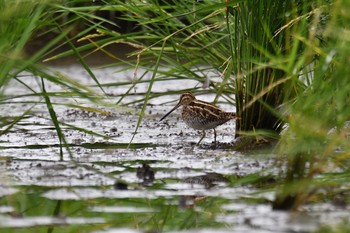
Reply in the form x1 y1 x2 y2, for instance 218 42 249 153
160 102 181 121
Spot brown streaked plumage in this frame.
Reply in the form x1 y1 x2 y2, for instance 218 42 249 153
160 92 237 145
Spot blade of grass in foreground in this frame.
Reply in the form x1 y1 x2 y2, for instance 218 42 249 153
41 77 65 161
61 25 107 95
128 40 166 147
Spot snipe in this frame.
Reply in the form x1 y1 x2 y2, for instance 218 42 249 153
160 92 237 145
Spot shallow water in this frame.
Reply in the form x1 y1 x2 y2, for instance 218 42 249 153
0 64 349 232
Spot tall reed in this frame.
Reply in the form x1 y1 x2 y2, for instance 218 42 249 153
229 1 309 138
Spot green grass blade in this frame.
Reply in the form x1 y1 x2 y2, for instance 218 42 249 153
128 40 166 146
41 77 65 160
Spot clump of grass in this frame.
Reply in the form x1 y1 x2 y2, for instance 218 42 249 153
273 0 350 210
0 0 47 88
230 1 311 138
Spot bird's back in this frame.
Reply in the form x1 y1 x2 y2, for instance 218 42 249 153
182 100 235 130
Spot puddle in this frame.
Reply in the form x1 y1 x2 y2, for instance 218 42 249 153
0 64 347 232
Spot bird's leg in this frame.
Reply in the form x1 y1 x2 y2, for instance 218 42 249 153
197 130 206 145
214 128 217 144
